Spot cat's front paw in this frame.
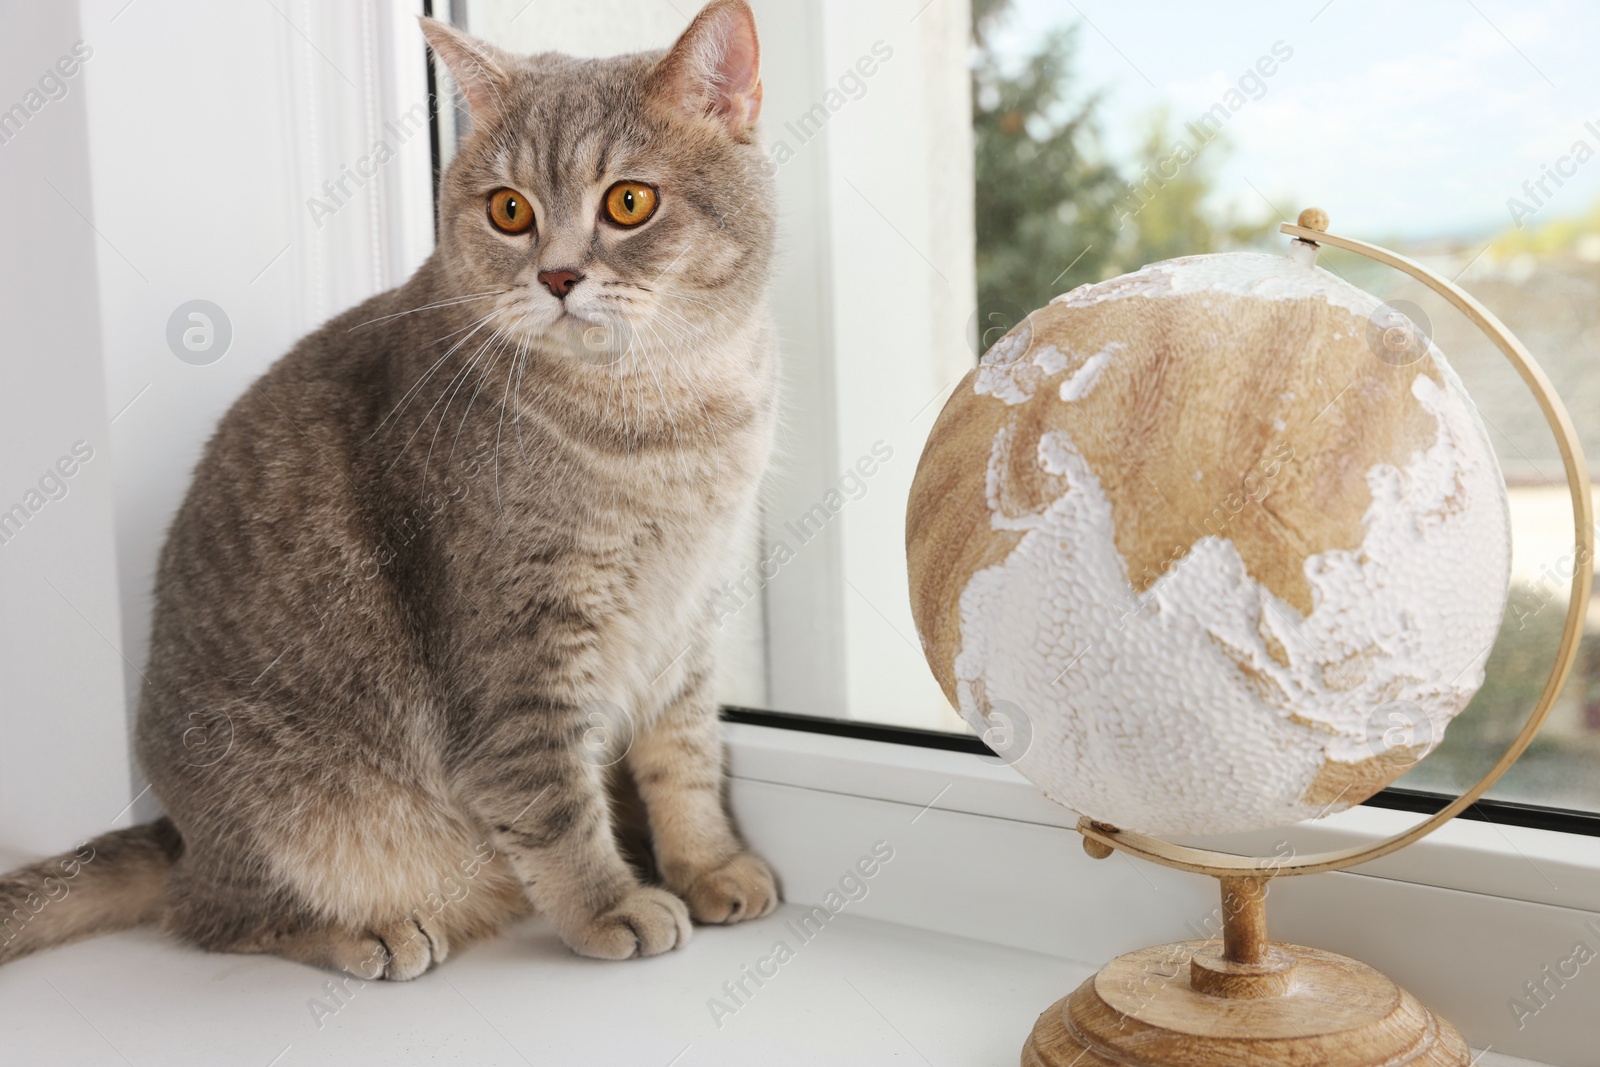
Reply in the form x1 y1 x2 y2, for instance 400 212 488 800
685 853 779 924
564 885 691 960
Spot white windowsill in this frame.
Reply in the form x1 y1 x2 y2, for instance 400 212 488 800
0 858 1546 1067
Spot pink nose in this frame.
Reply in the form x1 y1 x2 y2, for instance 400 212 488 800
537 269 582 298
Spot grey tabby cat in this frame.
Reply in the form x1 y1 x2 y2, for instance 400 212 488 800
0 0 779 979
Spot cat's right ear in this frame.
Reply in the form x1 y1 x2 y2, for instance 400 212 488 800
420 17 513 127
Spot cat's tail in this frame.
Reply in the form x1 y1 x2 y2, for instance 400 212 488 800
0 818 182 966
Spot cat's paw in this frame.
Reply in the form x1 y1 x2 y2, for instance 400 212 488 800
565 886 692 960
351 916 449 981
685 853 779 924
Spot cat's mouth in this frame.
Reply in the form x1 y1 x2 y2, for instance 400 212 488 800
546 307 634 366
551 308 593 328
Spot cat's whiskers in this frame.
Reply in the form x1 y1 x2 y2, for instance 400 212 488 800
572 298 727 484
446 330 515 480
511 336 533 463
493 327 532 520
650 285 741 334
346 290 508 333
420 342 491 490
422 309 511 350
474 294 726 495
648 304 709 353
620 316 716 483
372 313 495 441
426 324 511 491
375 309 505 452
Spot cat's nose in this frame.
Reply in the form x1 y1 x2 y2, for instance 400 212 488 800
537 269 583 299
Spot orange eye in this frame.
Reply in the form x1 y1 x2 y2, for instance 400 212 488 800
603 182 658 227
487 188 535 235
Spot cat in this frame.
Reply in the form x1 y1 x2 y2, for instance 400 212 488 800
0 0 780 980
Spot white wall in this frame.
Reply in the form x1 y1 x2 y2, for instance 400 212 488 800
0 0 434 848
464 0 685 55
0 3 132 852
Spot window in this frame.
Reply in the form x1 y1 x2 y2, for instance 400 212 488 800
447 0 1600 819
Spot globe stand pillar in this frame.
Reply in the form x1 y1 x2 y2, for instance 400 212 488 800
1021 861 1471 1066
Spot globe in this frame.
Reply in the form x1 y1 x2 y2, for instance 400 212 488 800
907 252 1512 836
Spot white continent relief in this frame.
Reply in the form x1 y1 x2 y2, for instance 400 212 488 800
974 338 1124 407
953 374 1511 836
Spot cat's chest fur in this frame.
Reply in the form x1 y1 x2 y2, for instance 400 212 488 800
422 334 776 707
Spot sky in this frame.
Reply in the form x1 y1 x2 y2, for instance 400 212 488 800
988 0 1600 242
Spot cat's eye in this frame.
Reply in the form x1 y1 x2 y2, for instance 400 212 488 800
602 182 658 227
486 188 535 235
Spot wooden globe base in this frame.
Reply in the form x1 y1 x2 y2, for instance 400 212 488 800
1021 876 1469 1066
1022 942 1468 1066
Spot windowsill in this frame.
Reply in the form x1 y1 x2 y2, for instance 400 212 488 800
0 871 1546 1067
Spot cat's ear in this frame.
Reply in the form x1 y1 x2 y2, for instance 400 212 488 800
648 0 763 138
419 17 513 126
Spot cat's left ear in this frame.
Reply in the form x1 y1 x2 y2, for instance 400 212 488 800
649 0 763 138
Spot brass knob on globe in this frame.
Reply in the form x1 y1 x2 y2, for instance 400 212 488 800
1297 205 1329 231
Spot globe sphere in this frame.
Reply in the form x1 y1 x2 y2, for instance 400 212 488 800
907 253 1511 835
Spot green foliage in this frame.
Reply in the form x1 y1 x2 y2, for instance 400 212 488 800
970 1 1274 351
971 12 1123 336
1121 110 1277 269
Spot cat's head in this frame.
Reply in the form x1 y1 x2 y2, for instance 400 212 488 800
421 1 774 368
